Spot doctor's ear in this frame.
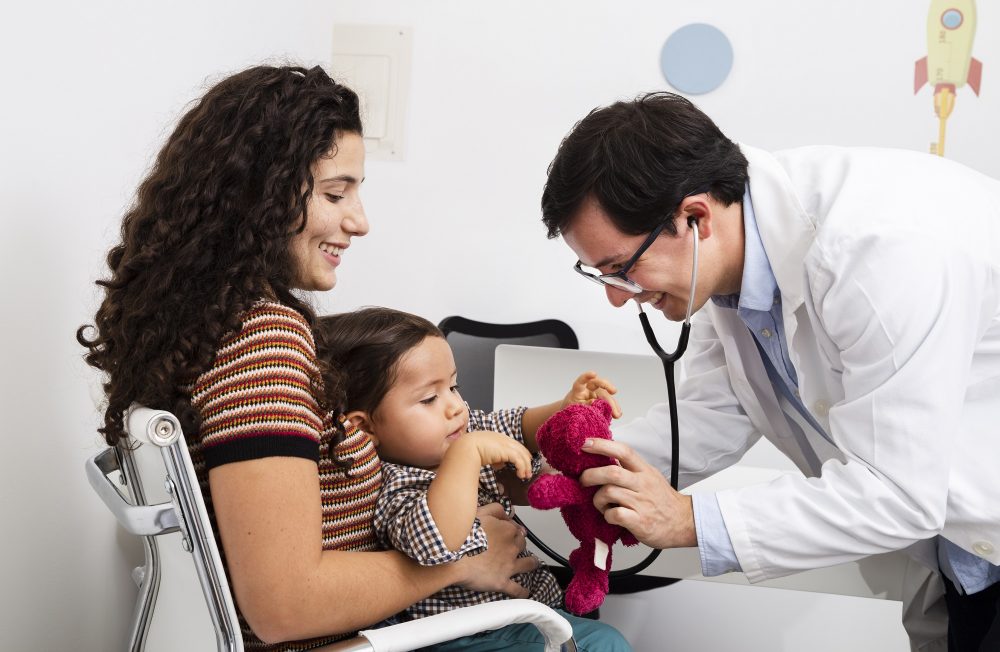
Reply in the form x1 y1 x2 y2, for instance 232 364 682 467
678 196 713 239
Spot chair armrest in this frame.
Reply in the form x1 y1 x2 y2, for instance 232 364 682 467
84 448 181 536
314 600 573 652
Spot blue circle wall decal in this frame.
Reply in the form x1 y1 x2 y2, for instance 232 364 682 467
660 24 734 95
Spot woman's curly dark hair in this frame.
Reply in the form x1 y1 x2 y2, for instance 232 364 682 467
77 64 362 449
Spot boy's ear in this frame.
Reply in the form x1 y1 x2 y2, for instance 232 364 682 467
345 410 378 445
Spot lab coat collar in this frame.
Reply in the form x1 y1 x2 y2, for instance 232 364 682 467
739 144 817 311
710 184 778 312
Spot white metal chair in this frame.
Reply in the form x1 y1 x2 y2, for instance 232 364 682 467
85 405 576 652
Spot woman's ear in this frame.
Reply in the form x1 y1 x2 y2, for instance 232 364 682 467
346 410 378 446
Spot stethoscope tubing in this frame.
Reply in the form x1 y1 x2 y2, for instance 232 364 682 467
522 218 699 578
639 216 699 491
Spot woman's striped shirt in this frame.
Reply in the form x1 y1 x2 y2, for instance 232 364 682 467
188 301 382 650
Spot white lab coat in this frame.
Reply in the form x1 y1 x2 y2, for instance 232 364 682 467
616 145 1000 646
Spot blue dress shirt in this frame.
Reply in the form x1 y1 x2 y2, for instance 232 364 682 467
691 187 1000 594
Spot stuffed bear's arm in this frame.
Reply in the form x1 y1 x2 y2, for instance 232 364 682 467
527 473 589 510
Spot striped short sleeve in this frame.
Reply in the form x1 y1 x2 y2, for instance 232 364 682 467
191 301 327 470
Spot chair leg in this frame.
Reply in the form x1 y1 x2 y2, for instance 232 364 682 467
126 537 160 652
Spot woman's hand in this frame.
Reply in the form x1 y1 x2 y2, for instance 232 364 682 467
562 371 622 418
454 503 536 597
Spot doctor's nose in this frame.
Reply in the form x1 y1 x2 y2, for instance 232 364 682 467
605 285 632 308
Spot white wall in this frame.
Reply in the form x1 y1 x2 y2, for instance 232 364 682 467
2 1 995 650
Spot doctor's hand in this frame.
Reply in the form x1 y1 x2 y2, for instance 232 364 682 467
562 371 623 419
579 437 697 549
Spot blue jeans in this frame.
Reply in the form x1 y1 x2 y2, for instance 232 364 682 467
420 608 632 652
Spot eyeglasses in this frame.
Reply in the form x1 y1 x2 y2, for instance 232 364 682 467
573 220 671 294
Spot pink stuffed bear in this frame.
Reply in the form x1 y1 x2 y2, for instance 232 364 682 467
527 399 638 615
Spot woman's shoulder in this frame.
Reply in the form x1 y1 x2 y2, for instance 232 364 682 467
243 299 313 334
190 300 329 462
224 299 317 353
192 299 319 402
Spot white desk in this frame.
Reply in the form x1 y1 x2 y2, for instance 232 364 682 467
493 344 908 601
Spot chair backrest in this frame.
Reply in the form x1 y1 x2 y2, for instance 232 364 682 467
438 316 578 412
85 407 243 652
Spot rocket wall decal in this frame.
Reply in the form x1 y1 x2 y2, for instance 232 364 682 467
914 0 983 157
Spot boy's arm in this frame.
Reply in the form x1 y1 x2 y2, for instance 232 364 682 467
427 432 533 550
378 463 489 565
426 437 487 550
520 398 565 453
520 371 622 452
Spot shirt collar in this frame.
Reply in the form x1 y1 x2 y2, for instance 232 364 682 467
711 185 778 312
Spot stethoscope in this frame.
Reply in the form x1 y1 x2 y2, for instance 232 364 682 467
523 217 699 577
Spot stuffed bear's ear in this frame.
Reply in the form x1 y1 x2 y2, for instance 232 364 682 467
593 398 613 424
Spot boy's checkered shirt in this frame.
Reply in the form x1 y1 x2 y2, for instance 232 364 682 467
373 405 563 619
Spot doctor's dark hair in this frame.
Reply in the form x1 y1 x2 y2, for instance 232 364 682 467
541 91 748 238
315 307 445 418
77 64 363 449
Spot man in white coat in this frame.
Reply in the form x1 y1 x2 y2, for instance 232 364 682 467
540 92 1000 651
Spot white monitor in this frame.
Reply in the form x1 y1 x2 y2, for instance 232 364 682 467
493 344 667 432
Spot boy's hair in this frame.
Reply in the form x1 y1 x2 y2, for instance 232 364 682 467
316 307 444 416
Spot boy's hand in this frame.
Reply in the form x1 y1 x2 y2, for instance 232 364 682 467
461 430 534 480
562 371 622 418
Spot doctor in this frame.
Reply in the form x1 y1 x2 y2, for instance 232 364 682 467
540 92 1000 651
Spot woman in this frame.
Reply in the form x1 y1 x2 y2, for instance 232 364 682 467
78 64 536 650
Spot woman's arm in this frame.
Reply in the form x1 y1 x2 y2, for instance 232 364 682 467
210 456 534 644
